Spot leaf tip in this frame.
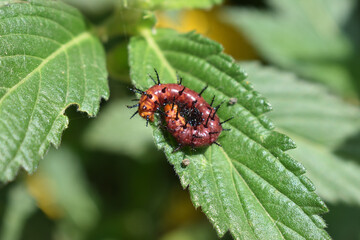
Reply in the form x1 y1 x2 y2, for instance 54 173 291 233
299 175 316 192
311 214 328 229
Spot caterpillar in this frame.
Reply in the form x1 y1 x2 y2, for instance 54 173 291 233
128 69 232 151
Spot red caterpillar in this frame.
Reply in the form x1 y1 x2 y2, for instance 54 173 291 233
164 102 222 148
128 69 232 151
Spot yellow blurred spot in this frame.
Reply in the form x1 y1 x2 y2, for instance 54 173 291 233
161 188 204 232
156 8 258 60
26 174 64 219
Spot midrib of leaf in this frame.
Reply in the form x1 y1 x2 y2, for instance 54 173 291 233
0 31 91 106
140 28 177 80
206 147 231 235
137 30 324 239
217 146 286 239
130 29 331 239
223 143 315 239
139 30 314 215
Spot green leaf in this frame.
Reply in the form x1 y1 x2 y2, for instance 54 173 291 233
0 0 109 182
221 0 358 98
243 61 360 205
129 28 330 239
0 183 36 240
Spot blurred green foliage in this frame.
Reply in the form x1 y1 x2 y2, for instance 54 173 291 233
1 0 360 239
243 61 360 205
222 0 360 100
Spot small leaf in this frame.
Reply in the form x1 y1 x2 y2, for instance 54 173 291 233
243 61 360 205
129 28 330 239
221 0 358 98
0 0 109 182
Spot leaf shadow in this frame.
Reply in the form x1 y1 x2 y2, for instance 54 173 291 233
334 130 360 164
343 0 360 99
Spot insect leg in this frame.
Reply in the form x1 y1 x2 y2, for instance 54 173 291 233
220 117 234 125
154 68 161 85
198 85 208 96
127 103 139 108
130 110 139 119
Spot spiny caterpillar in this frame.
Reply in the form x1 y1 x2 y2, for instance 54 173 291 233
128 69 232 151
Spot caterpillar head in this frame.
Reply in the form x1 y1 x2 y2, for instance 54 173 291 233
138 93 158 122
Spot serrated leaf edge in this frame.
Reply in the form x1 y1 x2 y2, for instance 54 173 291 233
130 28 329 239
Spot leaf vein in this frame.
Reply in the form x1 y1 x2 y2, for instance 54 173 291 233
0 15 74 38
0 32 91 106
0 33 62 45
216 145 259 239
4 70 42 172
0 54 44 61
232 159 309 239
0 1 81 19
141 29 177 82
207 146 230 230
76 34 87 109
219 147 285 239
89 38 100 107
